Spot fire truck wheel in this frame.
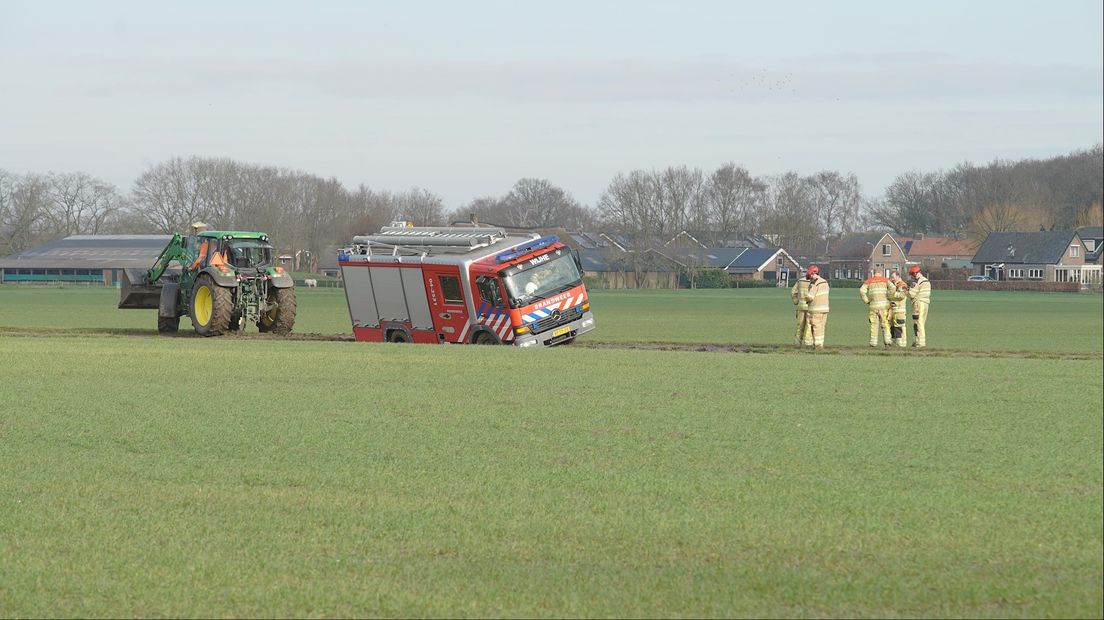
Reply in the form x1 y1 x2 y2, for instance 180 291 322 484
387 330 411 343
473 331 497 345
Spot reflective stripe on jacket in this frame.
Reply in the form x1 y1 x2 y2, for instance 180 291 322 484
803 276 830 313
791 279 810 310
908 275 932 307
859 276 891 310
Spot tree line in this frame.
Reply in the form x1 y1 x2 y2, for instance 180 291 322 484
2 146 1101 264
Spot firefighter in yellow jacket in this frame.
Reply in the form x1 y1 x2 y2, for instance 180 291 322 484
801 265 830 348
907 265 932 347
888 271 908 347
859 272 892 347
790 276 813 346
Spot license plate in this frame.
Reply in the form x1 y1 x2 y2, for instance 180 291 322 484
553 326 571 337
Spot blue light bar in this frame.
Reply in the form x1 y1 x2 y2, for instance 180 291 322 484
495 235 560 263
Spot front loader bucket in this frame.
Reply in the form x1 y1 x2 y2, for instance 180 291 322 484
118 268 162 309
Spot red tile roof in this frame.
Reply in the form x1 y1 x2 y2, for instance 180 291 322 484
905 237 976 257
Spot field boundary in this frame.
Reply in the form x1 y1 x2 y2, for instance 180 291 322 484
2 326 1100 360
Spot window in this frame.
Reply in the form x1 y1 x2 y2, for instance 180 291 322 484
1055 269 1069 282
1009 269 1024 279
439 275 464 304
776 257 784 267
1028 268 1043 279
1086 240 1096 252
881 244 891 256
1070 245 1080 258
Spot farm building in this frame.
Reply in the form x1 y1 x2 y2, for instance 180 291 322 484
829 232 909 280
971 231 1102 284
0 235 172 285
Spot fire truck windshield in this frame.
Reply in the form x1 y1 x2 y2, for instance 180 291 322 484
502 252 582 307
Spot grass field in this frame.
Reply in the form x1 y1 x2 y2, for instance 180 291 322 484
1 285 1101 617
2 285 1102 352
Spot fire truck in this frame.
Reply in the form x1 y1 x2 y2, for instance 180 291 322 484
338 226 595 346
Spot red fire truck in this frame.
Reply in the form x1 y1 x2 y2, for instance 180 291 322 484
338 226 595 346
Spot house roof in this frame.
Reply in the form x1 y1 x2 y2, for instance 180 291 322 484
1076 226 1103 241
970 231 1078 265
906 236 976 257
673 247 748 269
0 235 173 269
830 232 893 259
578 248 683 272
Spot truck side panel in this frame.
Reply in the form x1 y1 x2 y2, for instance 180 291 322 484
371 266 409 323
341 265 381 328
400 267 434 330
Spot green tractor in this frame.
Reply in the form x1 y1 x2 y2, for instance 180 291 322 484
119 224 297 336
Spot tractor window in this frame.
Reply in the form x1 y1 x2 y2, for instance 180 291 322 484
228 241 273 269
439 275 464 305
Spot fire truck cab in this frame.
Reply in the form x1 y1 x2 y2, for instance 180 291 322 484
338 226 595 347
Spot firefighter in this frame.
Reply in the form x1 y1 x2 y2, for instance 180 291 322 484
859 271 892 347
888 271 909 347
907 265 932 347
790 273 813 346
801 265 830 348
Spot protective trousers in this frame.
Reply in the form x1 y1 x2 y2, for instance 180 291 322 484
868 308 890 346
890 313 907 347
912 303 929 347
807 312 828 348
795 309 812 345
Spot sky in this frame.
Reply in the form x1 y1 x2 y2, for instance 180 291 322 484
1 0 1101 207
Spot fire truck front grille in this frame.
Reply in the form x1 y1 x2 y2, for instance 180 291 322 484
530 305 581 334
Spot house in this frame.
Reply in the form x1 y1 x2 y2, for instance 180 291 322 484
1076 226 1103 264
0 235 173 285
970 231 1102 284
899 236 976 269
672 246 803 284
828 232 909 280
723 247 803 284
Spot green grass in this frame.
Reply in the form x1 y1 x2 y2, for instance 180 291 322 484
1 285 1101 352
0 285 1101 617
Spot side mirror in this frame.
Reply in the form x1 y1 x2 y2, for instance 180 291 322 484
571 249 583 273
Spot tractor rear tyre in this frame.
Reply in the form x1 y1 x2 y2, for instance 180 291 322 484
189 275 233 337
258 287 297 335
157 315 179 333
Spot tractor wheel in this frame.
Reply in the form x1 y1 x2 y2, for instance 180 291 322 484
157 315 179 334
189 275 233 337
258 287 297 335
473 331 498 345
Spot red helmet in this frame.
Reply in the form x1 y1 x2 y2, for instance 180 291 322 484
908 265 921 275
805 265 819 277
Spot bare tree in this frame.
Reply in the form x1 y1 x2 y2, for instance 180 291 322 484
655 166 705 239
0 171 50 254
705 163 767 245
809 170 862 251
42 172 123 236
761 172 818 254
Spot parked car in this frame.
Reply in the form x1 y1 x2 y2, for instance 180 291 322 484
967 275 994 282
